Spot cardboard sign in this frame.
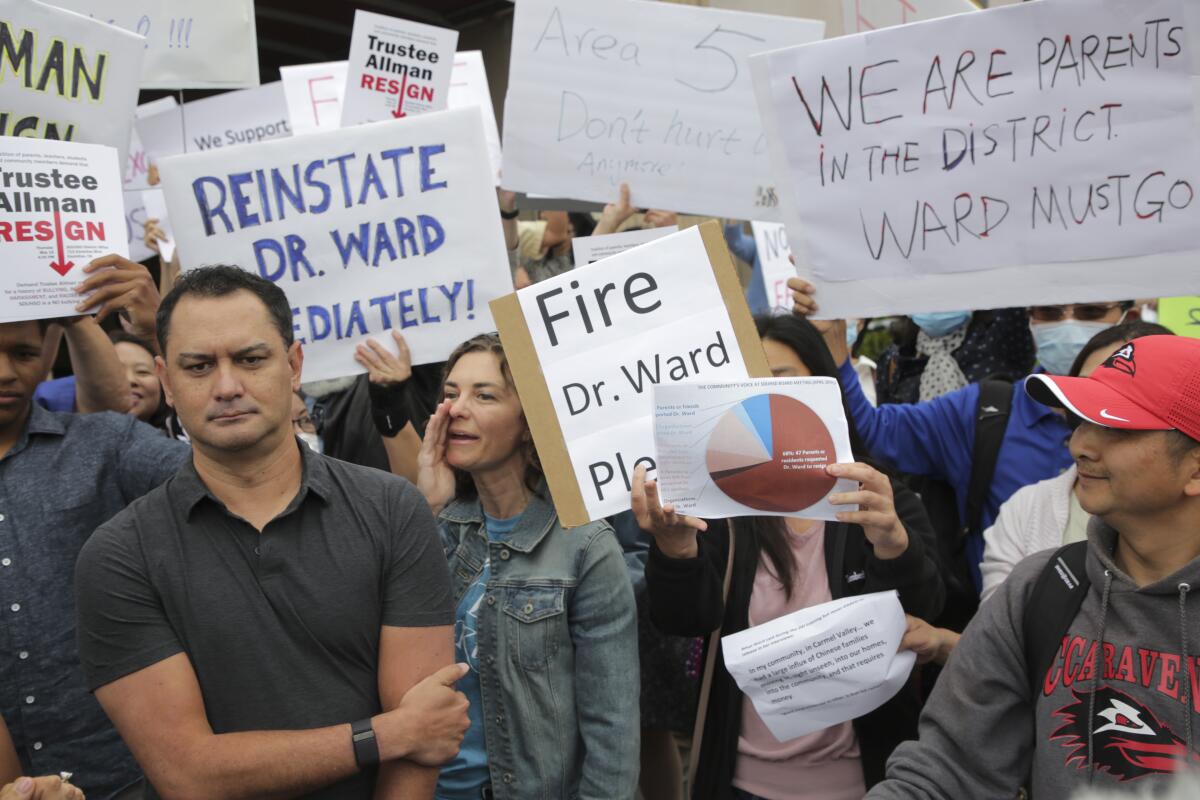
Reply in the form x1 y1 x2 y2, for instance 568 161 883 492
1159 296 1200 338
340 10 458 126
502 0 824 220
751 0 1200 317
44 0 259 89
136 83 292 163
571 226 676 266
0 0 144 167
281 61 348 136
491 221 770 526
842 0 979 34
0 138 126 322
749 221 795 312
448 51 502 186
158 108 512 382
653 377 854 519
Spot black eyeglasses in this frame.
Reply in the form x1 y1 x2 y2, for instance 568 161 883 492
1030 303 1122 323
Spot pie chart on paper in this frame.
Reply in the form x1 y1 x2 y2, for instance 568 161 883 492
705 394 837 512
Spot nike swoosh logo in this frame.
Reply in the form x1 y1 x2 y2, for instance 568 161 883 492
1100 409 1131 422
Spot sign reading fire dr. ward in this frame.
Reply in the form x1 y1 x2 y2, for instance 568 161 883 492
0 138 127 322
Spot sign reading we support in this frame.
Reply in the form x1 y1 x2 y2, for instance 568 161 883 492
751 0 1200 317
0 138 126 322
44 0 259 89
136 83 292 164
158 108 512 382
340 10 458 126
0 0 144 167
502 0 824 220
492 222 770 526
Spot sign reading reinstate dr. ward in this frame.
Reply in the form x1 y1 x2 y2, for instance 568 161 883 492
158 108 511 382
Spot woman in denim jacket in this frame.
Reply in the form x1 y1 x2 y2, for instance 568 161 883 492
415 334 639 800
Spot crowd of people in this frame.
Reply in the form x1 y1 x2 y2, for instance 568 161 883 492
2 169 1198 800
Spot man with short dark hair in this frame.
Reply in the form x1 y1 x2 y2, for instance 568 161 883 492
76 266 468 799
868 334 1200 798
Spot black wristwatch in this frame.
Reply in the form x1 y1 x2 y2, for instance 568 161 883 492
351 718 380 768
499 207 520 219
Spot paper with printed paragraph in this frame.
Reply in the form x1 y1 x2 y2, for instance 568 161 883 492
652 377 854 519
571 226 676 266
723 591 915 741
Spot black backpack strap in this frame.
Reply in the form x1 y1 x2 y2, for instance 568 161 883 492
1022 541 1091 696
966 380 1014 535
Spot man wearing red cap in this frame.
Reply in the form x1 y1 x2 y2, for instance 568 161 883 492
868 335 1200 798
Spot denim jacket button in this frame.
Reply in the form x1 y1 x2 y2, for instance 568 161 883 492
523 603 534 614
486 654 495 665
486 594 495 606
499 549 510 560
503 773 514 784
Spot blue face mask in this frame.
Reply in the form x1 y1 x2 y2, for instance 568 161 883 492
845 321 860 350
1032 320 1111 375
911 311 971 338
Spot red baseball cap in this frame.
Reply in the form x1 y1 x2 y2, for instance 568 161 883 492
1026 335 1200 440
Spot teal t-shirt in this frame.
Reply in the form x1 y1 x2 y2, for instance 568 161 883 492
435 513 518 799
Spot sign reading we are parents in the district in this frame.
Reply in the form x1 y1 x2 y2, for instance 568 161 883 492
158 108 511 382
492 222 770 526
751 0 1200 318
0 139 126 322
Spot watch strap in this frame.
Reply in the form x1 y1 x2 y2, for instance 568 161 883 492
351 717 380 768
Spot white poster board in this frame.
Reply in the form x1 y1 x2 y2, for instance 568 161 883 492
340 10 458 126
448 51 502 186
653 377 854 519
0 138 126 322
502 0 824 220
490 223 771 525
749 221 795 312
158 108 512 382
140 189 175 262
0 0 144 167
136 83 292 163
571 226 676 266
723 591 915 741
842 0 978 34
751 0 1200 317
281 62 348 136
44 0 259 89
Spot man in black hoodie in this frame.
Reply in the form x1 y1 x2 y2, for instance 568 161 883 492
870 334 1200 798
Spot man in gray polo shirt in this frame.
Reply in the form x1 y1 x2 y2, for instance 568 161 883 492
75 266 468 799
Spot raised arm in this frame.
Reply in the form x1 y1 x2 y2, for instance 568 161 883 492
373 625 458 799
356 331 422 484
56 316 129 413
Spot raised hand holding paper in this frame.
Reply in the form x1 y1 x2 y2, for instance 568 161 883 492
653 377 854 519
340 10 458 126
722 591 915 741
0 138 126 322
571 226 677 266
750 0 1200 317
158 108 511 382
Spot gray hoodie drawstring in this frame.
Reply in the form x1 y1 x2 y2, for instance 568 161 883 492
1087 569 1113 785
1180 582 1193 759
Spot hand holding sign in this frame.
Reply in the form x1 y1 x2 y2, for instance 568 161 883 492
827 462 908 559
631 463 708 560
355 330 413 386
75 256 161 344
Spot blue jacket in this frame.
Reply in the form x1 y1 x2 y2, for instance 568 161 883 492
838 359 1074 590
438 489 639 800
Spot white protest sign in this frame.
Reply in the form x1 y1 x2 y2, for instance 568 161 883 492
44 0 258 89
141 189 175 263
448 51 502 186
750 221 795 312
723 591 915 741
571 226 676 266
491 223 771 526
751 0 1200 317
0 0 144 167
502 0 824 220
136 82 292 163
158 108 512 382
0 138 126 322
842 0 978 35
653 377 854 519
340 10 458 126
281 62 348 136
121 97 176 263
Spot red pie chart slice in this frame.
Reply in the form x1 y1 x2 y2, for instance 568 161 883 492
705 394 837 513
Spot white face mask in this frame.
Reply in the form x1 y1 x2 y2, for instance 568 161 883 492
296 431 323 454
